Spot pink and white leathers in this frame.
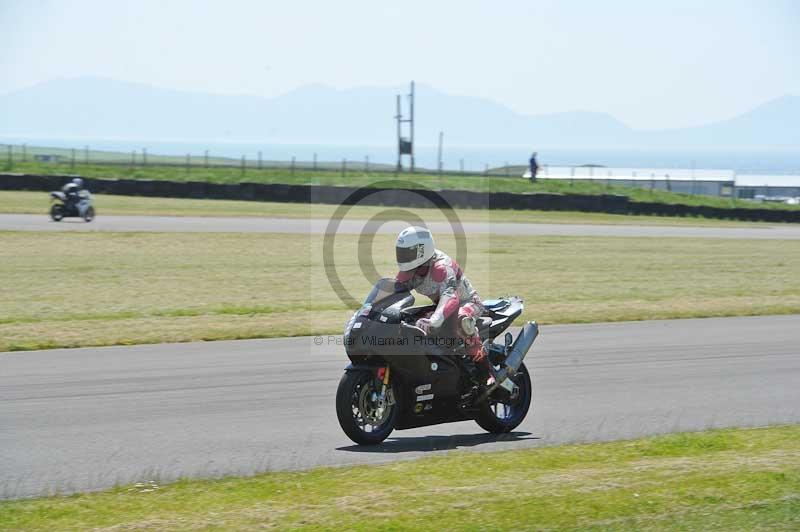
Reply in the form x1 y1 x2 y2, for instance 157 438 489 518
395 249 487 363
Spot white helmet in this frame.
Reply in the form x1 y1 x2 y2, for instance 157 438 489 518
72 178 83 187
395 226 435 271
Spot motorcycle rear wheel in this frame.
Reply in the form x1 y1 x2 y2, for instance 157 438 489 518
336 370 397 445
475 362 532 433
50 204 64 222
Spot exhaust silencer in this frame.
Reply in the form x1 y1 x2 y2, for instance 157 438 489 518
477 321 539 403
496 321 538 382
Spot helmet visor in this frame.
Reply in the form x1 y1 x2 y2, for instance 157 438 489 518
396 244 420 266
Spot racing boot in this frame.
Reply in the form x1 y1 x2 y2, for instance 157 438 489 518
466 339 495 385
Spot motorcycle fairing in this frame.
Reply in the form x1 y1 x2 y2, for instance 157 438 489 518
479 296 523 340
341 279 528 431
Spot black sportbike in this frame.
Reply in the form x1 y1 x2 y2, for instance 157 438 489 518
50 191 95 222
336 278 539 445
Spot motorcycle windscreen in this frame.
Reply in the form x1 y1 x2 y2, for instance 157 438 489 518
346 278 407 330
362 277 403 308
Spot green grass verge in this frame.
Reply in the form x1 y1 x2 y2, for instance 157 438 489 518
1 425 798 530
6 159 799 211
0 190 773 227
1 231 798 351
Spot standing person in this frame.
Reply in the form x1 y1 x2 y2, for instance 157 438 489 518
529 152 539 183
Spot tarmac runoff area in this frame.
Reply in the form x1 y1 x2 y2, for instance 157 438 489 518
1 314 798 499
2 213 800 238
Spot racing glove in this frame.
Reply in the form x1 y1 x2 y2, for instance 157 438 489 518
415 317 432 335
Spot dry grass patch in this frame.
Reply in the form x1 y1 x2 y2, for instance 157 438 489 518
1 231 799 351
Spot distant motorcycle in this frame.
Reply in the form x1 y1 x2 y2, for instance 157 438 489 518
50 190 95 222
336 278 539 445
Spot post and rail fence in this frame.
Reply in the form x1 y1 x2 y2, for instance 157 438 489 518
2 143 798 203
0 143 531 179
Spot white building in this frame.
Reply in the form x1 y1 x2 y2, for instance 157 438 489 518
522 166 800 200
734 174 800 200
523 166 736 196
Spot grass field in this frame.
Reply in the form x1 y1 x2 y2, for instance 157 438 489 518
1 231 798 351
1 425 798 530
0 190 773 227
6 159 799 210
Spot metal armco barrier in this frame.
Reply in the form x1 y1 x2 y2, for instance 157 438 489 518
2 172 799 223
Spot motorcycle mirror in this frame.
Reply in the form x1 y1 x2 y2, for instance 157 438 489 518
504 332 513 349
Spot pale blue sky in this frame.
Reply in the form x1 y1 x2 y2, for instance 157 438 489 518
2 0 798 129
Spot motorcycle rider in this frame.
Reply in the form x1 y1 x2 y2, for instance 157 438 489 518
61 177 91 216
61 178 83 209
394 226 494 381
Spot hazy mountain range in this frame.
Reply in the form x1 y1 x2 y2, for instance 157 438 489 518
1 77 797 149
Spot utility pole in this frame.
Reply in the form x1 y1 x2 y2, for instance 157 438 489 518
409 81 415 172
395 81 416 173
437 131 444 173
395 94 402 172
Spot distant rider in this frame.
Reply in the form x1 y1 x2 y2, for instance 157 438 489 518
394 226 494 381
61 177 84 208
61 177 90 216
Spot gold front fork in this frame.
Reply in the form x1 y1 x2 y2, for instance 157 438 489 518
380 365 390 401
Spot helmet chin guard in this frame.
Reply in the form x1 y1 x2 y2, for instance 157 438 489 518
395 226 435 271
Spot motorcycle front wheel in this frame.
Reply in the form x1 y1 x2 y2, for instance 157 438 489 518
336 370 397 445
475 362 532 433
50 204 64 221
83 206 95 222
